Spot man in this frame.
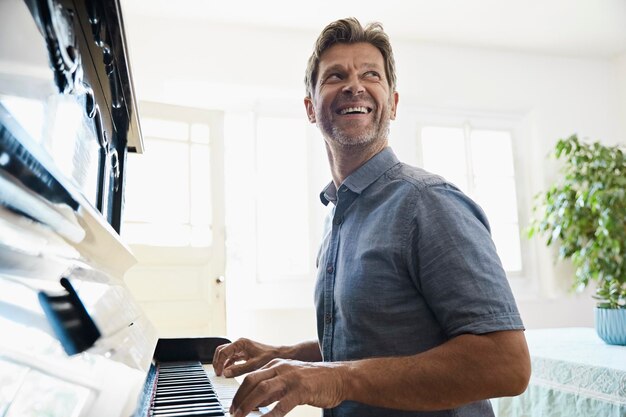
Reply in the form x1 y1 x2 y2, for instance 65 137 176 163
213 17 530 417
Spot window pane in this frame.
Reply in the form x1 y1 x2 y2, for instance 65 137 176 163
256 117 310 279
470 130 514 176
190 143 212 226
125 138 189 223
420 126 468 192
473 176 519 224
490 223 523 272
419 125 523 274
141 117 188 141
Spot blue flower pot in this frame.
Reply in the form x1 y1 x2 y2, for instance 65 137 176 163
595 307 626 345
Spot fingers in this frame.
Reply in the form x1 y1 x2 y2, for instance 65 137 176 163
230 360 346 416
223 357 262 378
231 368 288 417
262 399 298 417
212 342 231 376
213 339 248 376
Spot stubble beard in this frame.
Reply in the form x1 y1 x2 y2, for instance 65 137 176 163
319 101 392 148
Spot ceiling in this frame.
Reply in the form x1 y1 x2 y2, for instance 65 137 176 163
122 0 626 59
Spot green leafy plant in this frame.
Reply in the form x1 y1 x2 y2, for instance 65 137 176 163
528 134 626 308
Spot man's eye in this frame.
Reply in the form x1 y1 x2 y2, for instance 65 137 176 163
326 74 341 81
364 71 381 79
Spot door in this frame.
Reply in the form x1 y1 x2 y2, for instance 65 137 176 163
122 102 226 337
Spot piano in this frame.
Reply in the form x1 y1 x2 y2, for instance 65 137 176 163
0 0 259 416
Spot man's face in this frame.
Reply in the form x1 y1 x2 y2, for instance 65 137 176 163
305 42 398 148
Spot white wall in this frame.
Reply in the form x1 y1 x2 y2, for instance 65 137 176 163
617 53 626 144
124 16 625 335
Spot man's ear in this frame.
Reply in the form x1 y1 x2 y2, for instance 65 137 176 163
304 97 316 123
389 91 399 120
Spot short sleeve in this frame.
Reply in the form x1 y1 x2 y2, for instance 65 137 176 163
408 183 524 337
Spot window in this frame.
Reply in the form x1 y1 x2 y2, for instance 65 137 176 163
223 110 328 312
123 108 216 247
419 124 523 273
254 116 312 281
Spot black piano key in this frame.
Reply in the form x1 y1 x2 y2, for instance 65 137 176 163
158 382 212 388
152 398 221 408
157 371 208 376
154 394 219 405
150 410 225 417
150 361 226 417
152 404 223 414
157 380 211 387
158 375 209 380
154 393 217 400
156 384 214 392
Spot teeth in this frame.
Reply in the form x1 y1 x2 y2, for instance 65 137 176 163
339 106 368 115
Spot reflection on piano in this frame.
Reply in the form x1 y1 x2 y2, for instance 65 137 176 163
0 0 258 416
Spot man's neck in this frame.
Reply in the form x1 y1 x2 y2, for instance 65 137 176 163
325 139 388 187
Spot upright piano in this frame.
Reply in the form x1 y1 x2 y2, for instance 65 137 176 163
0 1 257 416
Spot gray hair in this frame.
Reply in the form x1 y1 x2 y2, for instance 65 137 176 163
304 17 397 97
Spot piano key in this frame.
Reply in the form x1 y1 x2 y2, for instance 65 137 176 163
154 394 219 404
153 403 222 410
151 410 224 417
153 406 224 414
159 373 209 377
156 387 213 394
154 392 218 400
158 375 208 380
152 402 223 411
202 365 265 417
157 380 211 387
157 382 212 389
147 362 265 417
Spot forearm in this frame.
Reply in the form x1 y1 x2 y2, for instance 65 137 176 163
340 330 530 411
279 340 322 362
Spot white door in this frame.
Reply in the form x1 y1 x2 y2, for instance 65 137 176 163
122 102 226 337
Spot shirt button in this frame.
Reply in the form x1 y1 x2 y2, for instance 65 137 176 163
333 216 342 226
324 313 332 324
326 265 334 274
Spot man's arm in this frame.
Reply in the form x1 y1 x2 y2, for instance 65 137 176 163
212 338 321 377
230 330 530 417
343 330 529 410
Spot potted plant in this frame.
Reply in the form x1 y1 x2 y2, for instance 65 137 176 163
528 134 626 345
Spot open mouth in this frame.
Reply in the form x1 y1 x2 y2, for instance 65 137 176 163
337 106 372 115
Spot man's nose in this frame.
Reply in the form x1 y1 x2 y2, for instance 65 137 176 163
341 75 365 95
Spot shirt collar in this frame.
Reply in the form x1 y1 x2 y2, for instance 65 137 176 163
319 147 400 206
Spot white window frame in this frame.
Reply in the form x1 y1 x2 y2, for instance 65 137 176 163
224 101 329 311
123 102 225 259
396 107 540 298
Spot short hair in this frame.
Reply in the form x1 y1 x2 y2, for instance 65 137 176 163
304 17 397 97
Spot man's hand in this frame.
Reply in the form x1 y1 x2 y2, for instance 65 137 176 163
212 338 280 377
230 359 346 417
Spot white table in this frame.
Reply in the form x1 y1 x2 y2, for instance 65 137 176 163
493 327 626 417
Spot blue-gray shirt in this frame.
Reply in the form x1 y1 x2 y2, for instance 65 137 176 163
314 147 524 417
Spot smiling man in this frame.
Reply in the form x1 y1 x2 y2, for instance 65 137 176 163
212 18 530 417
306 41 398 150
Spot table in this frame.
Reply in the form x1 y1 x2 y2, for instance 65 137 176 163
493 327 626 417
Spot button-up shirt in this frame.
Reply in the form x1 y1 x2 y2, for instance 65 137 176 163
315 147 524 417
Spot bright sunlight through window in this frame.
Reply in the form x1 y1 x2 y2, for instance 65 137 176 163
123 117 212 247
420 126 523 272
255 117 310 281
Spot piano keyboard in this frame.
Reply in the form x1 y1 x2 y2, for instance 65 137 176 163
150 362 263 417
